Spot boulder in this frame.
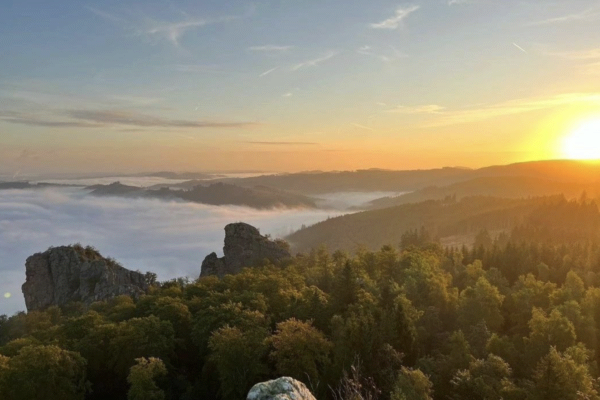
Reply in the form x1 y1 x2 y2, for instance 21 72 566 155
200 222 291 278
22 245 149 311
247 377 316 400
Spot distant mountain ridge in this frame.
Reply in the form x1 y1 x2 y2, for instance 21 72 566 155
152 160 600 194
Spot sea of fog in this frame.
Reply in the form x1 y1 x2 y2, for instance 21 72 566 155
0 186 403 315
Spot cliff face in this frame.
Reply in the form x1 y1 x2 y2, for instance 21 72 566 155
22 245 148 311
200 222 291 279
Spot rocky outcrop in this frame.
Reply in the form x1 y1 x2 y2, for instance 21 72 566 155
22 245 149 312
200 222 291 278
247 377 316 400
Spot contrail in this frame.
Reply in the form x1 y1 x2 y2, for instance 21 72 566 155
513 42 527 54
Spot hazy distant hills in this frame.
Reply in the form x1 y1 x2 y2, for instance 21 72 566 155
87 182 317 209
366 176 600 209
154 160 600 195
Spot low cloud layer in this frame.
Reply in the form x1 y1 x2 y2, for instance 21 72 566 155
0 188 338 315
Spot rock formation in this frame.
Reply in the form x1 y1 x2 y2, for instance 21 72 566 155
247 377 316 400
22 245 149 311
200 222 291 278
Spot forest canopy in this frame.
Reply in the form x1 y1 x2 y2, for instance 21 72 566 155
2 197 600 399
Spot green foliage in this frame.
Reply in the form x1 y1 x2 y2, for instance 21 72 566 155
127 357 167 400
0 345 89 400
9 219 600 400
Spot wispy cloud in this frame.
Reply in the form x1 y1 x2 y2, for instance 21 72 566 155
448 0 477 5
387 105 446 114
245 141 318 145
404 93 600 127
528 7 600 26
0 109 259 129
66 110 258 128
174 64 224 73
545 48 600 60
87 7 240 48
248 45 294 52
259 67 278 77
351 123 374 131
513 43 527 54
0 111 99 128
292 51 338 70
370 5 419 29
86 6 125 23
356 45 407 62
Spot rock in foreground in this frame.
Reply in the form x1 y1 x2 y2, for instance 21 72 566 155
200 222 291 278
22 245 149 311
247 377 316 400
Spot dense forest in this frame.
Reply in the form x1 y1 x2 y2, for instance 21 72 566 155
3 197 600 399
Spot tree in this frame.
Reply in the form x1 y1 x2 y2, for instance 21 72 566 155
391 367 433 400
208 326 269 400
0 345 89 400
127 357 167 400
450 354 514 400
458 277 504 332
267 318 332 388
533 346 599 400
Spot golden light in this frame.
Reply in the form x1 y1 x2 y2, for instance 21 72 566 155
562 119 600 160
3 293 10 299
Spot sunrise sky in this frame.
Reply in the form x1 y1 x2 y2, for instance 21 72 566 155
2 0 600 175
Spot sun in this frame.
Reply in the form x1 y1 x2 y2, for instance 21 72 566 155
562 119 600 160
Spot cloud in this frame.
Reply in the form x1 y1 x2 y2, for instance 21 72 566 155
0 109 259 129
0 187 338 315
87 7 240 48
387 104 446 114
448 0 477 5
356 45 407 62
528 7 600 26
292 51 338 70
248 45 293 52
545 48 600 60
370 5 419 29
66 110 258 128
0 111 101 128
513 43 527 54
245 141 318 145
259 67 278 77
351 123 374 131
411 93 600 127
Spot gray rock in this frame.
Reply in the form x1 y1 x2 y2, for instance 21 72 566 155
200 222 291 278
22 245 149 311
247 377 316 400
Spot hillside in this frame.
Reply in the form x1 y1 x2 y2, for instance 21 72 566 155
286 195 596 252
86 182 317 209
366 176 600 209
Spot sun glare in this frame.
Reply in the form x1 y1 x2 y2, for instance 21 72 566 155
562 119 600 160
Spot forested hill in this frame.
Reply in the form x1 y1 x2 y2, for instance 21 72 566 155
87 182 317 209
287 195 600 252
366 176 600 210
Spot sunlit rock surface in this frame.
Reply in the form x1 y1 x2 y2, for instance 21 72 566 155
247 377 316 400
22 245 148 311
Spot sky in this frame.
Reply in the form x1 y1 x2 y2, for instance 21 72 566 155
2 0 600 175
